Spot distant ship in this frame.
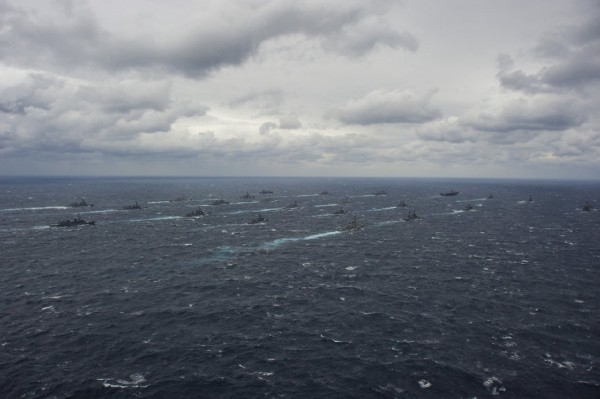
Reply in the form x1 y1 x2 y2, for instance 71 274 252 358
247 214 268 224
285 201 299 209
186 207 207 217
319 191 330 195
123 201 142 210
397 200 407 208
374 190 387 196
260 190 274 194
339 196 352 205
582 202 593 212
440 190 459 197
403 211 419 221
211 198 230 206
69 198 94 207
241 191 255 199
341 216 363 231
51 214 95 227
528 195 533 203
464 203 474 211
333 207 347 215
488 193 494 199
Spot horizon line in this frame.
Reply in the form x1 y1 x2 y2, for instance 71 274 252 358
1 174 599 182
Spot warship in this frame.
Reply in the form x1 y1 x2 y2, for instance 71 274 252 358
440 190 459 197
69 198 94 207
341 216 363 231
211 198 230 206
186 207 207 217
247 214 268 224
403 211 419 221
51 214 95 227
123 201 142 210
333 207 347 215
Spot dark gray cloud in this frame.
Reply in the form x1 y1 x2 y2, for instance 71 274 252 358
228 90 284 109
486 3 599 158
542 49 600 88
0 73 57 114
469 97 586 133
0 101 26 114
336 89 441 125
259 122 277 135
569 10 600 45
498 4 600 93
0 0 416 78
278 112 302 129
0 1 109 70
496 55 547 93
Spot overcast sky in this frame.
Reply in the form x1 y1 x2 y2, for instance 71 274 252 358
1 0 599 178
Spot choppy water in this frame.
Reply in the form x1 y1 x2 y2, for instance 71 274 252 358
1 176 599 398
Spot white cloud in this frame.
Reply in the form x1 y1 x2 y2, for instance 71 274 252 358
336 89 441 125
416 117 476 144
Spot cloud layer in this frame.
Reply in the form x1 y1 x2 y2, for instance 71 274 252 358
0 0 599 178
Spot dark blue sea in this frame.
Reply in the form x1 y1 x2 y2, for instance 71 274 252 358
1 176 599 398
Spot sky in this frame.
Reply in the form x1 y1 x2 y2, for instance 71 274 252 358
1 0 599 179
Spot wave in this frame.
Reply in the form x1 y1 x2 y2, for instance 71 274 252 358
367 206 397 212
260 230 341 250
227 207 283 215
192 246 239 266
0 224 52 232
0 206 69 212
430 210 464 215
124 216 183 223
258 207 284 212
375 220 402 226
183 231 341 265
320 333 353 344
98 373 149 389
314 203 339 208
79 209 120 214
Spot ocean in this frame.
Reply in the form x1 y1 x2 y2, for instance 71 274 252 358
1 176 599 398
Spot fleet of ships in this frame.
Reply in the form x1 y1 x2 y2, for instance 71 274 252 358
50 190 595 229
